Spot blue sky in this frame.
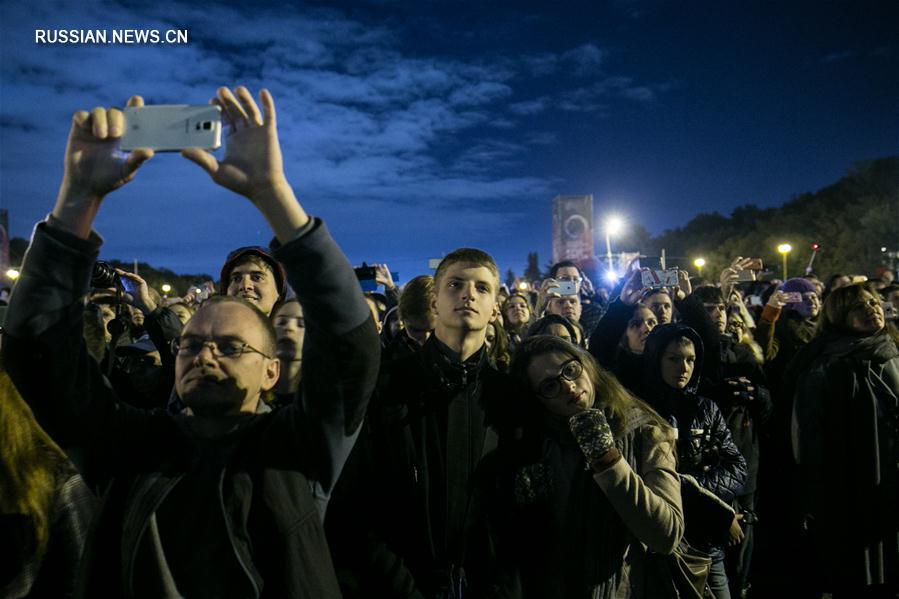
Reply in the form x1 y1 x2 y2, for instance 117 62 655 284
1 0 897 281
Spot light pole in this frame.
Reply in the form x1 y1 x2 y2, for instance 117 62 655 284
777 243 792 280
693 257 706 277
604 216 624 274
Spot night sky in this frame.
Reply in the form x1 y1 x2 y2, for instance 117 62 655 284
2 0 897 282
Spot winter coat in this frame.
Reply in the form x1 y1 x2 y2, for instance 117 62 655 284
326 335 522 598
642 324 747 552
791 330 899 590
702 334 773 495
495 404 683 599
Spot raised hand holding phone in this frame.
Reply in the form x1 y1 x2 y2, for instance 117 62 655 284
53 96 155 239
181 86 310 243
116 269 158 314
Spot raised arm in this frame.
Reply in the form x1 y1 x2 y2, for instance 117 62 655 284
182 87 380 508
1 99 176 483
570 410 684 554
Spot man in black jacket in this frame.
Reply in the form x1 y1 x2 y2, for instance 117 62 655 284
328 248 520 598
1 86 380 598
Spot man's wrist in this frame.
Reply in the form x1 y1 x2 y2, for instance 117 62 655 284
248 175 293 205
51 185 105 239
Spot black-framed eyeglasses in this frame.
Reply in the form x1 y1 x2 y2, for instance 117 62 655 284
173 337 273 359
535 358 583 399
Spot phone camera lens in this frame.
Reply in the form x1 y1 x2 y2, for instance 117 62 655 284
203 121 212 130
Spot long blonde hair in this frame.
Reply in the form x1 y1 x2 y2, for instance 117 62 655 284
0 368 69 557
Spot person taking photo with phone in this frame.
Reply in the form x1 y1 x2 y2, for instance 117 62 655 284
1 86 380 598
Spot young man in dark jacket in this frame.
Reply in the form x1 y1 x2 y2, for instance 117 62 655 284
327 248 520 598
1 86 380 598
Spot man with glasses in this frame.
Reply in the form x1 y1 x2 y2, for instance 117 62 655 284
2 86 379 597
542 260 609 338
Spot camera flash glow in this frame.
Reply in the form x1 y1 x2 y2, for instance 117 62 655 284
603 270 619 283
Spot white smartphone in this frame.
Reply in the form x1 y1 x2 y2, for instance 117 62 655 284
121 105 222 151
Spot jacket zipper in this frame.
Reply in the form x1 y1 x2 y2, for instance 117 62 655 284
218 468 261 598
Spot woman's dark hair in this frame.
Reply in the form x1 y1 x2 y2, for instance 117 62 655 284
692 285 724 305
487 321 511 372
525 314 585 347
817 282 899 342
510 335 668 435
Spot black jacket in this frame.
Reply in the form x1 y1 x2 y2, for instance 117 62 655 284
701 335 772 495
2 218 380 598
327 335 521 598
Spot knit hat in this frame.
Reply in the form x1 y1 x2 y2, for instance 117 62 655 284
779 278 817 295
219 246 287 297
780 277 817 315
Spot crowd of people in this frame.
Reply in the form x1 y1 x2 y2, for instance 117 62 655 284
1 87 897 599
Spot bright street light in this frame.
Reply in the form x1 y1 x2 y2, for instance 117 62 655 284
777 243 792 279
604 215 625 273
693 258 706 276
161 283 172 295
5 268 20 280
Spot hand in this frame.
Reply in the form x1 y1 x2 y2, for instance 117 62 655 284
182 86 287 202
619 270 647 305
183 87 309 243
728 514 745 546
540 278 561 295
766 289 790 309
374 264 395 289
569 409 615 464
675 269 692 300
536 278 561 315
720 257 754 296
580 273 595 295
54 97 154 238
116 269 157 314
725 377 755 402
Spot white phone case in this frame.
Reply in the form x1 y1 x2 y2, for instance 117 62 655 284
121 105 222 151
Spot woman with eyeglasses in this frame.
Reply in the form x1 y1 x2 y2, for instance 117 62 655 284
790 283 899 597
493 335 683 598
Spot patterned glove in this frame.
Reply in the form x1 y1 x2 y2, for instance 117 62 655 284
569 409 615 464
514 463 552 505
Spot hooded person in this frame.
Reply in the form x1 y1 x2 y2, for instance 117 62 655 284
643 323 747 599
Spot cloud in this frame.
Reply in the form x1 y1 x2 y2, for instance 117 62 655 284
0 0 664 276
509 97 550 115
563 44 604 72
821 50 856 64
